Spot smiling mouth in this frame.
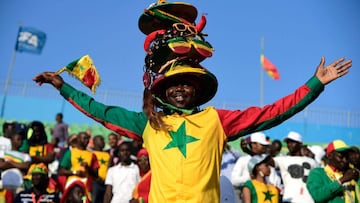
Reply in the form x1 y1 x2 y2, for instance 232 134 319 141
172 91 190 102
174 95 185 102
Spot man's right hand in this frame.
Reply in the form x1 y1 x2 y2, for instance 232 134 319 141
33 72 64 90
339 168 359 184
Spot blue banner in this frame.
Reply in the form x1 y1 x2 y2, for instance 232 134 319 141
15 27 46 54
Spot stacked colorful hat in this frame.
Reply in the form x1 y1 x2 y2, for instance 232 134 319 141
139 0 218 108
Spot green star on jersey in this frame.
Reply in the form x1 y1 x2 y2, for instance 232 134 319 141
163 122 199 158
35 150 41 156
100 158 107 165
77 156 84 163
263 190 275 202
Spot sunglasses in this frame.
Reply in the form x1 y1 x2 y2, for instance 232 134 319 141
172 23 197 35
167 37 213 58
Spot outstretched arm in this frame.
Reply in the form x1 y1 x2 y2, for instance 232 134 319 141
33 72 148 141
218 57 352 140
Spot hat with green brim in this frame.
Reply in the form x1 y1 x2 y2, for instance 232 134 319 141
138 1 198 35
150 64 218 107
326 139 351 156
31 163 48 175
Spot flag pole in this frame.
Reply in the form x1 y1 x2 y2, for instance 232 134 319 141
260 36 265 107
1 50 17 118
1 23 22 118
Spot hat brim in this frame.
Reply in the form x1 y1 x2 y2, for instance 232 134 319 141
252 139 270 145
139 2 198 35
260 155 272 165
284 138 302 143
326 146 351 156
248 155 272 175
335 146 351 153
151 66 218 107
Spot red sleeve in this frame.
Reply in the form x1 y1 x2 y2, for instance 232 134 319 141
91 153 100 170
46 143 55 153
217 76 324 141
6 190 14 203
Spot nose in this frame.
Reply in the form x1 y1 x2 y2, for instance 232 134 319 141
342 156 348 162
174 84 186 90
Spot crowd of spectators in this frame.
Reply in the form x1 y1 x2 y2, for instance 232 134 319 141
0 116 358 203
0 115 150 203
221 131 360 203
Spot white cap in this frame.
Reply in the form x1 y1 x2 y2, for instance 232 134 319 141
308 145 325 164
250 132 270 145
1 168 23 189
284 131 302 143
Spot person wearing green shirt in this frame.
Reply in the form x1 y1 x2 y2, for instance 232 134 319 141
307 140 360 203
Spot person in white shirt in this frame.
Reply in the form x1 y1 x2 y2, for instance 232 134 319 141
104 141 140 203
272 131 316 203
0 132 31 172
0 132 31 190
0 136 11 158
0 121 15 157
231 132 281 189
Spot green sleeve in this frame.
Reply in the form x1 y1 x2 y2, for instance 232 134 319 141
60 149 71 170
60 83 148 140
19 139 29 153
243 180 257 203
306 76 324 94
306 168 344 202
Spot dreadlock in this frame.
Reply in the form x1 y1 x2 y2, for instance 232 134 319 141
142 88 170 131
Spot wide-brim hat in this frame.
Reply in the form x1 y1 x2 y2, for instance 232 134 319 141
151 64 218 107
138 1 198 35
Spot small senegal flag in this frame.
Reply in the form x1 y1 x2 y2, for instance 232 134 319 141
56 55 101 93
260 54 280 80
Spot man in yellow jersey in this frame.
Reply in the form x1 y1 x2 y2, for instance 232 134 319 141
33 1 352 202
58 132 99 195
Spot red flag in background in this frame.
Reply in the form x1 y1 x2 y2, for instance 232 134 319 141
260 54 280 80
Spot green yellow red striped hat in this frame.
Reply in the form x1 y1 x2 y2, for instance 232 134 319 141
326 139 351 155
